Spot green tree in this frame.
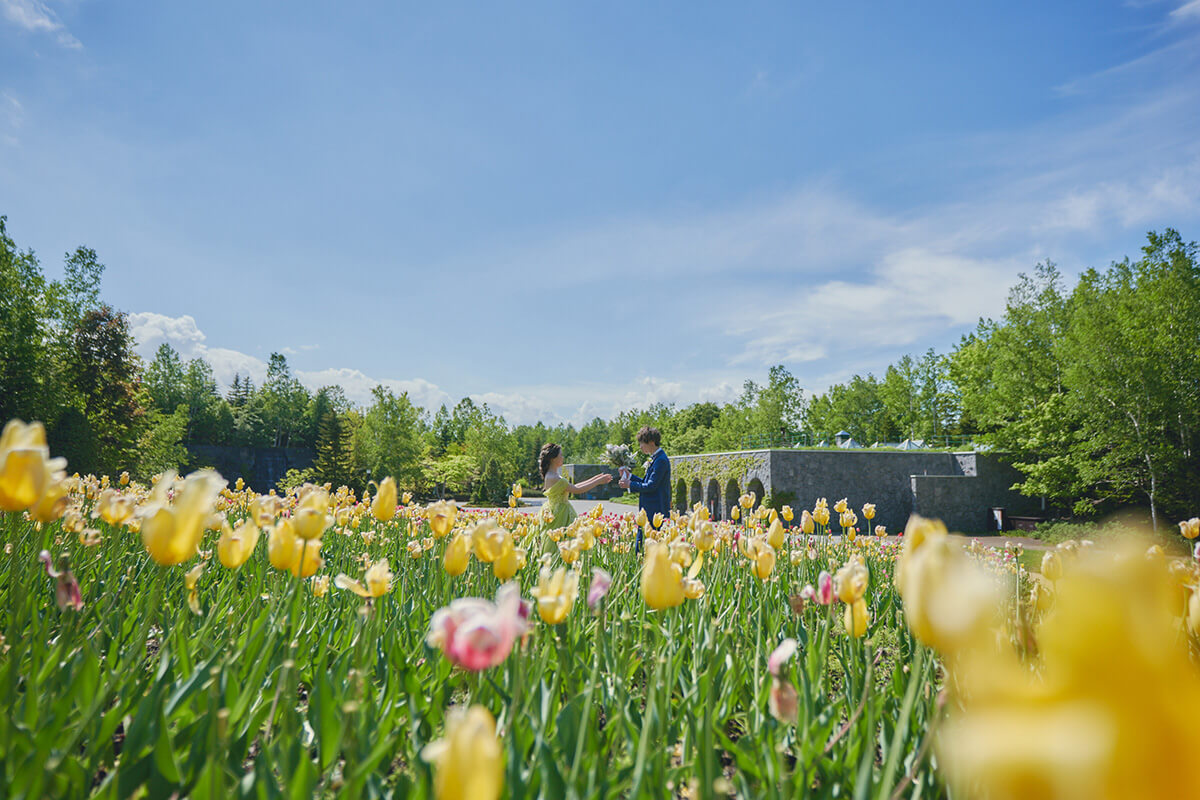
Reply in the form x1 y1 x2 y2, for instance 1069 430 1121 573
355 386 425 490
134 406 190 479
71 305 145 475
1055 230 1200 528
0 216 48 423
145 343 186 412
261 353 309 447
313 406 358 490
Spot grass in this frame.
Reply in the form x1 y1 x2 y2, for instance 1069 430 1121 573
0 495 946 799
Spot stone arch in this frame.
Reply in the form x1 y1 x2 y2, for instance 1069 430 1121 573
747 477 766 510
706 478 720 520
689 479 702 509
674 479 687 512
724 479 740 521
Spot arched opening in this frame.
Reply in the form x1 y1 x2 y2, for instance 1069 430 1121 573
724 479 740 521
705 478 720 520
747 478 766 510
689 479 702 509
674 479 687 512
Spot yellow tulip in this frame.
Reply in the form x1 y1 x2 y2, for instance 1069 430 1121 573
800 509 814 534
642 540 685 609
140 470 225 566
421 705 504 800
0 419 65 512
311 575 330 597
1041 551 1063 582
766 519 785 550
652 512 664 529
834 498 848 514
834 554 869 603
731 507 740 522
402 491 413 505
292 486 331 540
428 500 458 538
781 505 794 522
813 506 830 527
840 510 857 529
267 519 324 577
120 471 131 486
559 538 582 565
746 539 776 580
1179 518 1200 540
844 598 868 637
739 492 755 510
895 516 1002 654
334 558 393 598
511 483 522 499
940 541 1200 799
493 540 524 581
443 533 471 576
683 578 705 599
217 519 260 569
472 521 510 563
185 563 204 615
636 508 648 528
532 567 579 625
695 520 715 552
29 472 69 523
862 503 876 520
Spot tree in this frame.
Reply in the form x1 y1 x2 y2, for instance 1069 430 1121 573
145 343 186 412
355 386 425 489
260 353 309 447
71 305 144 475
134 406 189 479
950 262 1076 499
0 216 48 423
313 406 358 490
1055 230 1200 528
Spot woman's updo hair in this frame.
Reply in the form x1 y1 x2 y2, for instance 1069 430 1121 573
539 442 562 478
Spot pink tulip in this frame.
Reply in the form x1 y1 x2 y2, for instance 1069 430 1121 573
817 570 835 605
426 583 528 671
769 678 799 724
588 568 613 609
39 550 83 611
767 638 797 677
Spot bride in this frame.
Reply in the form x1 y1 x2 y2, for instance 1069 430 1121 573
540 442 612 530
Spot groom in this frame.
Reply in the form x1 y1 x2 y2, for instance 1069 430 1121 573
619 426 670 554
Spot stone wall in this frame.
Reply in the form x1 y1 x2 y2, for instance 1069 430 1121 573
661 449 1045 534
187 445 315 493
910 456 1044 533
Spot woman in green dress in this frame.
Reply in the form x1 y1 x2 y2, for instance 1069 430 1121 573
539 442 613 530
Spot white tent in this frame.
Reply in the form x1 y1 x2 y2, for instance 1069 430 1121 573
897 438 926 450
838 437 864 449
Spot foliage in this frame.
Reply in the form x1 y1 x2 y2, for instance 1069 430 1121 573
134 406 190 479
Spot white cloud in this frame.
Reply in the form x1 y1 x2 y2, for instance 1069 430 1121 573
128 311 449 409
0 0 82 48
1171 0 1200 20
296 367 449 409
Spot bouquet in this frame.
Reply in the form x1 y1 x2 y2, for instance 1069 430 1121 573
602 444 640 472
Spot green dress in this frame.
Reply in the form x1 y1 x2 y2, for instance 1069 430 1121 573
544 475 578 531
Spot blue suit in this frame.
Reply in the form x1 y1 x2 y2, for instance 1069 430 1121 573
628 449 670 552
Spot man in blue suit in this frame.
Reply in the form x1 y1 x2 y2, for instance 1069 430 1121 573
619 426 670 554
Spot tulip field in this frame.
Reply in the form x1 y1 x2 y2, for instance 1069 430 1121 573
4 419 1200 799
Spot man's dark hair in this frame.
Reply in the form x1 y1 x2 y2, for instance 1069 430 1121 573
636 426 661 447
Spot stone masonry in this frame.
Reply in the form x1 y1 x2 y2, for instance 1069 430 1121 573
574 449 1045 534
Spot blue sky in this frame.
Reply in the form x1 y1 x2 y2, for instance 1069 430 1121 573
2 1 1199 425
